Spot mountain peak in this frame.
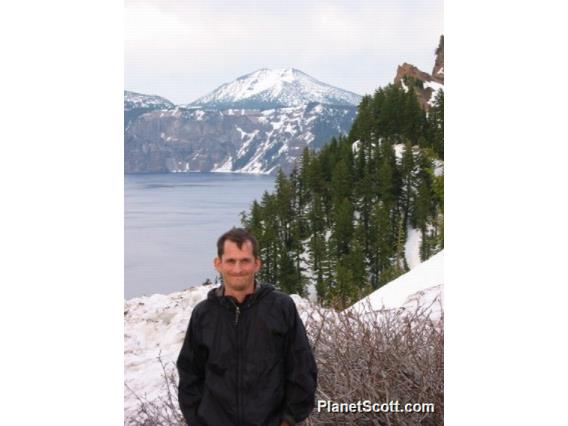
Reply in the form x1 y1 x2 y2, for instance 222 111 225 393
189 68 362 110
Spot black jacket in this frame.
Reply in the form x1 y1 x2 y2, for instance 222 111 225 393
176 283 317 426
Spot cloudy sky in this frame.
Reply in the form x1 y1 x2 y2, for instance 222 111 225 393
125 0 443 105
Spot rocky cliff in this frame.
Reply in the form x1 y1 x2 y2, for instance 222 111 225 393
124 103 356 174
393 35 444 110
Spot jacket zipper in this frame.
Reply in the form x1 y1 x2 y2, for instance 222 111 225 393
234 305 240 325
231 299 243 426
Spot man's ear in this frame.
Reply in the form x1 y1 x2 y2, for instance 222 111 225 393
254 257 262 272
214 257 222 272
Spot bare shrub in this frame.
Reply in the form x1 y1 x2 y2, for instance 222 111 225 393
304 300 443 425
125 302 443 426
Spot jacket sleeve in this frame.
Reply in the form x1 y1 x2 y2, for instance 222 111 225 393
282 299 318 425
176 310 207 425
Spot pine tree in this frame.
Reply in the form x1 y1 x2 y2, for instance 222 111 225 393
403 87 425 144
277 248 300 295
349 221 371 295
331 197 353 259
307 193 329 303
400 140 416 227
258 191 279 284
429 89 444 159
368 201 393 289
332 259 357 309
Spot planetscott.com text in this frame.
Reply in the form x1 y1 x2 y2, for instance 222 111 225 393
317 400 435 414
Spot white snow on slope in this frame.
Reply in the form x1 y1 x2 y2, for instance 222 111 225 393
124 287 208 417
190 68 362 108
348 250 443 316
201 103 354 174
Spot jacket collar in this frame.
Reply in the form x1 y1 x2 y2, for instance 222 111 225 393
208 281 274 309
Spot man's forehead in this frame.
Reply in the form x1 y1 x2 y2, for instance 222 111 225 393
222 240 254 256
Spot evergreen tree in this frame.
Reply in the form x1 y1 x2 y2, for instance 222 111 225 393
399 140 416 227
331 259 357 309
307 193 329 303
331 197 353 259
368 201 393 289
429 89 444 159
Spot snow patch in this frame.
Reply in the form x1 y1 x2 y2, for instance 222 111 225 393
211 157 233 172
393 143 405 159
404 227 422 269
424 81 444 106
433 159 444 177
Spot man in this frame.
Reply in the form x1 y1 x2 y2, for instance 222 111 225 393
177 228 317 426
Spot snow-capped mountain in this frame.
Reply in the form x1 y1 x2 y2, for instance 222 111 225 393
124 69 360 174
188 68 362 110
124 91 175 130
125 102 356 174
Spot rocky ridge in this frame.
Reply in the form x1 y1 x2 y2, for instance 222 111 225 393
393 35 444 110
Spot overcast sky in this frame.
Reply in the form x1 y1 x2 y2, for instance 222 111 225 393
125 0 443 105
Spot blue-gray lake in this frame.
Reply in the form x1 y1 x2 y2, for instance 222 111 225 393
125 172 276 299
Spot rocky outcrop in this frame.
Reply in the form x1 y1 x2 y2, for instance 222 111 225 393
432 35 444 82
393 35 444 110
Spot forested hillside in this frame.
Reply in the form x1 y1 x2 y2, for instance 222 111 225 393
242 82 444 309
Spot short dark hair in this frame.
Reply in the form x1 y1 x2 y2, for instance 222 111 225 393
217 228 259 259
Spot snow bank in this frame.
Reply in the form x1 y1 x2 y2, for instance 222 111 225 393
124 285 320 419
124 286 213 417
347 250 443 318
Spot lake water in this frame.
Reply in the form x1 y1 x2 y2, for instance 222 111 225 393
125 173 276 299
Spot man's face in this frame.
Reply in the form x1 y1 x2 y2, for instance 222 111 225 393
214 240 261 292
